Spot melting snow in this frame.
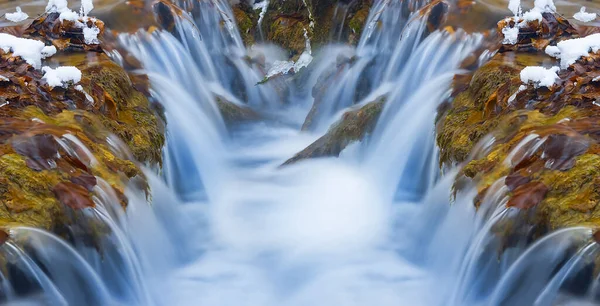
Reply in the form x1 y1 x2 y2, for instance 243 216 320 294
75 85 94 103
59 10 79 21
5 7 29 22
574 7 596 22
41 45 57 58
508 84 527 104
502 26 519 44
266 29 313 78
80 0 93 16
502 0 557 44
42 66 82 87
508 0 521 16
83 25 100 44
253 0 268 26
520 66 559 88
545 33 600 68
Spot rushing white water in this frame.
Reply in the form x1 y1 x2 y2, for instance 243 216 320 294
2 0 600 305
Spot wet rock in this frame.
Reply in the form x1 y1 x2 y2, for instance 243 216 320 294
283 96 384 165
53 182 95 210
0 12 164 231
215 95 261 126
437 12 600 231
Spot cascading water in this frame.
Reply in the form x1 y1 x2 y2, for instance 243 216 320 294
3 0 600 305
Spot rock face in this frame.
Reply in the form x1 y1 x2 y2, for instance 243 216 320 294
232 0 373 53
437 12 600 233
283 96 384 165
0 13 164 231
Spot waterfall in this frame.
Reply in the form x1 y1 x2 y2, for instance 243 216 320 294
2 0 600 305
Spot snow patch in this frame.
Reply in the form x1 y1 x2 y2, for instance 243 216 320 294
520 66 559 88
41 45 57 58
534 0 555 12
83 25 100 44
0 75 9 82
544 33 600 68
593 76 600 82
42 66 82 88
5 7 29 22
574 7 596 22
46 0 69 13
502 26 519 45
0 33 52 68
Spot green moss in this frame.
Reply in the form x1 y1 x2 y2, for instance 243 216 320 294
283 97 385 165
0 154 61 230
233 6 256 46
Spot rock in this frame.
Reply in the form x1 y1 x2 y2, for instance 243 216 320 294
230 0 374 51
437 12 600 231
0 13 164 231
282 96 384 165
215 95 261 126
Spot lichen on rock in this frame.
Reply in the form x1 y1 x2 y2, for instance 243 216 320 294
437 11 600 233
283 96 385 165
0 12 164 232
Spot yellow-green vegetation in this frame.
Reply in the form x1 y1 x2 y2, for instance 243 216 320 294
0 13 164 232
437 12 600 232
348 5 370 44
233 6 258 46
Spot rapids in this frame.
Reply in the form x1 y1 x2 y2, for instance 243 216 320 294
2 0 600 305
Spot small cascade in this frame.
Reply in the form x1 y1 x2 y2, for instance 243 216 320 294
364 30 483 202
4 0 600 305
302 0 434 131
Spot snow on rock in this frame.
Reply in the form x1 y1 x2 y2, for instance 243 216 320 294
59 9 79 21
75 85 93 103
545 33 600 68
574 7 596 22
80 0 93 16
265 29 313 78
0 76 9 82
5 7 29 22
522 8 543 22
41 46 57 58
42 66 82 88
253 0 268 26
0 33 51 68
520 66 559 88
46 0 69 13
502 26 519 45
534 0 555 12
509 0 521 16
83 25 100 44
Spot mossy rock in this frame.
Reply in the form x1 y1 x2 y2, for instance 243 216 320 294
283 96 385 165
0 14 164 232
215 96 261 126
437 12 600 233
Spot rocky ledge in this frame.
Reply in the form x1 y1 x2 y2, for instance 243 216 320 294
0 11 164 232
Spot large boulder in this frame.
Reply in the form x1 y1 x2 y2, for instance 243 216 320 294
437 12 600 233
